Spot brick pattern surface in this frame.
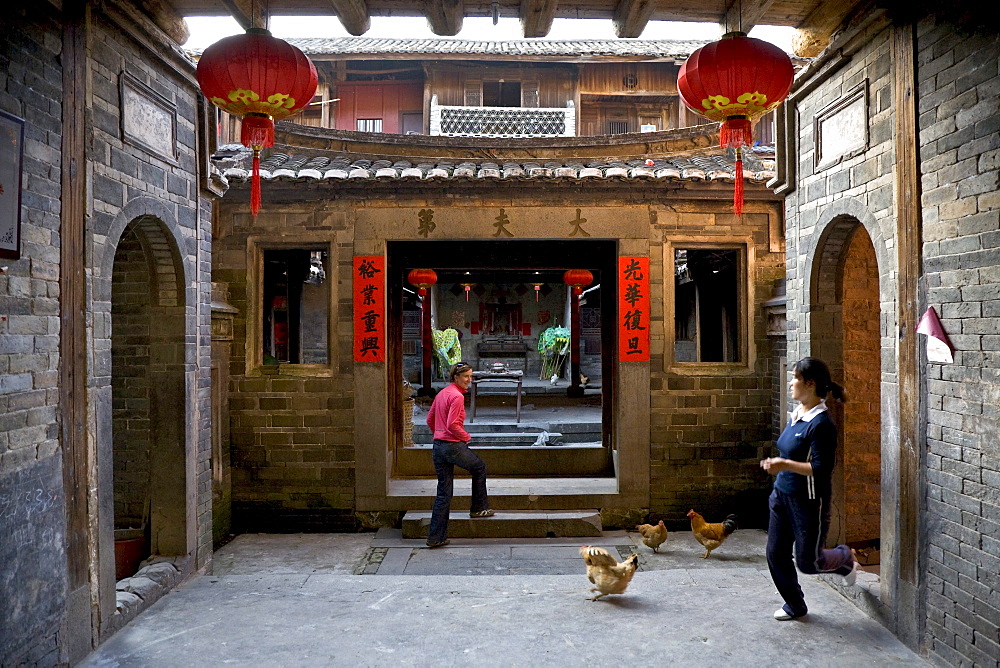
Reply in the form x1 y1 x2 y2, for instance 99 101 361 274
916 16 1000 668
841 228 881 544
0 7 66 665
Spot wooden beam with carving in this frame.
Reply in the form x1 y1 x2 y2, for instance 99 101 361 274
329 0 370 36
792 0 855 57
613 0 655 39
426 0 463 36
520 0 558 38
219 0 267 31
720 0 776 35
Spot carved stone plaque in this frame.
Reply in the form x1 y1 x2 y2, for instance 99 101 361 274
120 72 177 163
814 81 868 170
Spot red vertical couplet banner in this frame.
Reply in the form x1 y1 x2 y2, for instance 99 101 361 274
618 256 650 361
353 256 385 362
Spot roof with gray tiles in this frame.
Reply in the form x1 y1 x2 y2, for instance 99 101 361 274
214 144 776 186
191 37 709 60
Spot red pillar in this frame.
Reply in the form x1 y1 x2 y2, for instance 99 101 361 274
421 291 433 395
567 286 584 398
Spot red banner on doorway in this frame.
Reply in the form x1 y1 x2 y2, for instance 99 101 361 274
618 256 650 361
353 256 385 362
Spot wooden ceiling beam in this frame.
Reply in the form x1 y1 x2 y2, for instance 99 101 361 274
613 0 655 39
720 0 776 35
328 0 370 36
792 0 855 57
425 0 464 36
138 0 191 44
519 0 558 38
218 0 267 30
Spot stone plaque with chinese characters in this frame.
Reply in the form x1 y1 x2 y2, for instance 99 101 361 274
120 73 177 163
814 83 868 170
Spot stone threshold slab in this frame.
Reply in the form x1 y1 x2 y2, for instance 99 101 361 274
373 527 628 548
401 509 603 538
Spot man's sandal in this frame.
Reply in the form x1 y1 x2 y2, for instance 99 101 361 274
469 509 495 518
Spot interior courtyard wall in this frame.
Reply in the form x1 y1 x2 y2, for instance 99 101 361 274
213 203 357 532
217 190 783 529
0 6 69 665
915 15 1000 667
648 202 785 526
781 22 903 633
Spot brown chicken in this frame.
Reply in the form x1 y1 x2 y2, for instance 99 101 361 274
635 520 668 553
579 545 639 601
687 509 738 559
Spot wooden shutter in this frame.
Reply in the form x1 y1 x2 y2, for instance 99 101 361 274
522 81 539 108
464 81 482 107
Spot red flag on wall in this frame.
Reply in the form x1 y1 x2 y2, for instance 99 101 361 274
353 256 385 362
618 256 650 361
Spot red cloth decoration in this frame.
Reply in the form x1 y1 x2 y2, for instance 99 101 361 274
563 269 594 295
196 29 318 218
678 33 793 215
407 268 438 296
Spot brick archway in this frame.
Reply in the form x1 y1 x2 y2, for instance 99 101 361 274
809 215 882 552
110 216 188 577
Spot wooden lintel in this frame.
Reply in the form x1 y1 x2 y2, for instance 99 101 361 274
219 0 267 31
720 0 776 35
613 0 655 39
792 0 855 57
137 0 189 44
425 0 463 36
520 0 558 38
329 0 370 36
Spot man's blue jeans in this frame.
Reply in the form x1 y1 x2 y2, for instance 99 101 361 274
427 440 489 544
766 488 854 617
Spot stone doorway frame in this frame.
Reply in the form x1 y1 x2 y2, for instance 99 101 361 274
353 203 652 512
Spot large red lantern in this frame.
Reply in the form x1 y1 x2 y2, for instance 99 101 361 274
678 33 793 215
196 29 318 218
563 269 594 295
407 268 438 296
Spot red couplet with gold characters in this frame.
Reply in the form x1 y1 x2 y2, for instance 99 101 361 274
353 256 385 362
618 257 650 361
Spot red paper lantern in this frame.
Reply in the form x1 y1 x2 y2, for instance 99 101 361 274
460 283 475 301
563 269 594 295
196 29 318 217
531 283 544 302
678 33 793 215
407 268 438 296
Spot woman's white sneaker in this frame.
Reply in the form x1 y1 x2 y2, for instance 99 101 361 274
842 561 860 586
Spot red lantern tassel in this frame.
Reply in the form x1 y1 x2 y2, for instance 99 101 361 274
241 114 274 219
251 149 262 219
733 147 744 217
721 117 752 217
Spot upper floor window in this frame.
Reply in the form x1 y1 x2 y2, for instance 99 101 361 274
483 81 522 107
357 118 383 133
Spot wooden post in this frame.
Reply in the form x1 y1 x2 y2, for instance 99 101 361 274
421 291 433 395
567 287 584 398
892 20 921 586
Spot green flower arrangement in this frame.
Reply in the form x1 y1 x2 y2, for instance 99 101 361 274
537 326 570 379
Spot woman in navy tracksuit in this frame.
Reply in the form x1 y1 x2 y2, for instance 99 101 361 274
761 357 859 621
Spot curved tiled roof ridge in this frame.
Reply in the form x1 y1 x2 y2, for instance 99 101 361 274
188 36 711 59
214 143 776 186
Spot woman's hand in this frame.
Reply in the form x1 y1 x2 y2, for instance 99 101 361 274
760 457 813 476
760 457 786 474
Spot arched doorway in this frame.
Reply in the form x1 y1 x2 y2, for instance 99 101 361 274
110 217 187 579
810 217 882 564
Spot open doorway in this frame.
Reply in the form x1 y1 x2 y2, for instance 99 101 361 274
387 240 616 479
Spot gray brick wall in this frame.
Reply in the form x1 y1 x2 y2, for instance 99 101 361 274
0 5 67 665
916 16 1000 668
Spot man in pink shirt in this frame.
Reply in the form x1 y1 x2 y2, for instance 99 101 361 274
424 362 494 547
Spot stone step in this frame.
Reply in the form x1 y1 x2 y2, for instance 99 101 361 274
401 509 603 539
395 444 614 477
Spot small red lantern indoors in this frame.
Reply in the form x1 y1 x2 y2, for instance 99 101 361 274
563 269 594 295
196 29 318 218
677 33 793 215
407 269 438 296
